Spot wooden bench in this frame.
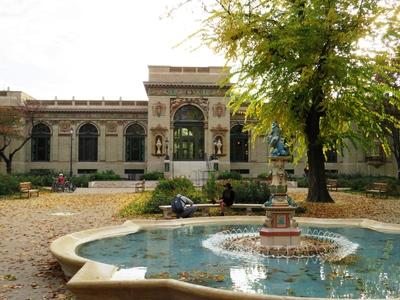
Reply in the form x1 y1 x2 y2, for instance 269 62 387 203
326 179 338 191
159 203 264 219
365 182 388 198
135 180 145 192
19 182 39 198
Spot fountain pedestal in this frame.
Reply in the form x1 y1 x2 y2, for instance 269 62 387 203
260 156 301 247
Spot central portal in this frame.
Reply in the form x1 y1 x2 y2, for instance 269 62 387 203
173 105 204 161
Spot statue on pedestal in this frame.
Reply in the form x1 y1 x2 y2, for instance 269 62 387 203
156 138 162 155
267 122 289 156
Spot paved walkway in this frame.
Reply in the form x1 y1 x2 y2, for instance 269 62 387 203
70 186 309 195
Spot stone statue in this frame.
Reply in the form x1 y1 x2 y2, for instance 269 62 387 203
267 122 289 156
156 138 162 155
216 138 222 155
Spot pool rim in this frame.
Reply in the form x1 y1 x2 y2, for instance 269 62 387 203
50 216 400 300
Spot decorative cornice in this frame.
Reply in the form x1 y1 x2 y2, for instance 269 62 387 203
144 81 232 88
34 108 148 113
144 83 230 97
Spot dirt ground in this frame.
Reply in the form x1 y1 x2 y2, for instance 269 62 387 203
0 189 399 300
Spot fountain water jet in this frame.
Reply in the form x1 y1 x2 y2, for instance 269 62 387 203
203 123 358 262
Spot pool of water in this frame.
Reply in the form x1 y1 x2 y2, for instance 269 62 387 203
77 225 400 298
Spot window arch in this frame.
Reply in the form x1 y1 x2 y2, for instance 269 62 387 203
125 124 145 162
173 105 204 161
78 123 98 162
230 125 248 162
31 123 51 161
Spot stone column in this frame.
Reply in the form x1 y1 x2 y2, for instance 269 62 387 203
99 123 106 162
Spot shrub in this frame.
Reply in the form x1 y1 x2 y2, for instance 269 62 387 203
296 177 308 188
119 192 152 217
202 172 221 201
335 174 400 196
216 180 270 204
14 170 58 187
0 174 19 195
257 173 271 180
141 171 164 180
89 170 121 181
143 177 203 213
71 175 90 187
217 171 242 180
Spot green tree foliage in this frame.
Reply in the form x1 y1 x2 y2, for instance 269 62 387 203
189 0 400 202
378 46 400 179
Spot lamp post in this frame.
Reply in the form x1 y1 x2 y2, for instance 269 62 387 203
165 138 169 160
164 138 170 174
69 128 73 178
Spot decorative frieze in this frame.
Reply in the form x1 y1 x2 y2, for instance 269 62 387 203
146 87 227 97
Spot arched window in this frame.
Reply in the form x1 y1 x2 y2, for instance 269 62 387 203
173 105 204 160
125 124 145 162
78 123 98 162
31 123 51 161
230 125 248 162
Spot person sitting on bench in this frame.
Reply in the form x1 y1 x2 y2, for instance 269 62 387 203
171 194 197 218
218 183 235 216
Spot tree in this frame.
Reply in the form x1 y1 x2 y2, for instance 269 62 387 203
187 0 400 202
380 46 400 179
0 103 38 174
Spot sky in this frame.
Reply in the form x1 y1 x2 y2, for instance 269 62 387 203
0 0 225 100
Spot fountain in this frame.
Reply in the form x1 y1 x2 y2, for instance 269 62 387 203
211 122 344 261
261 121 300 247
50 124 400 300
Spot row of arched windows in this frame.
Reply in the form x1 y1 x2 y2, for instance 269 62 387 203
31 123 146 162
31 122 249 162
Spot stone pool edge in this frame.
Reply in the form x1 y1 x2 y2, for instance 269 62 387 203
50 217 400 300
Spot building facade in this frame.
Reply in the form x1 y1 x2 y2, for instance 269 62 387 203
0 66 397 179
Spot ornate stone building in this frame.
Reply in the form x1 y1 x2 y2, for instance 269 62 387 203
0 66 397 179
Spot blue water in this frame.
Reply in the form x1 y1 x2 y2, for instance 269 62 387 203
77 225 400 298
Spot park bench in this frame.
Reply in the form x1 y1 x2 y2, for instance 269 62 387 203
365 182 388 199
135 180 145 192
326 179 338 191
159 203 264 219
19 182 39 198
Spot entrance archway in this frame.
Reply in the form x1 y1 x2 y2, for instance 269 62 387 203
173 105 204 161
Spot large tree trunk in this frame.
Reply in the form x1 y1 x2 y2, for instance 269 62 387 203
392 128 400 180
305 106 334 203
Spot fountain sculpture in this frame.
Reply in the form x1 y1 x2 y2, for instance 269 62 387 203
260 122 300 247
205 122 356 261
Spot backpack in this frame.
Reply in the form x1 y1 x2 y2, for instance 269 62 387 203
171 196 184 213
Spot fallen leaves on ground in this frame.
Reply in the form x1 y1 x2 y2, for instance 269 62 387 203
0 190 399 299
290 191 400 224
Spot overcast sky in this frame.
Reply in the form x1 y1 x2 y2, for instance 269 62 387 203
0 0 224 100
